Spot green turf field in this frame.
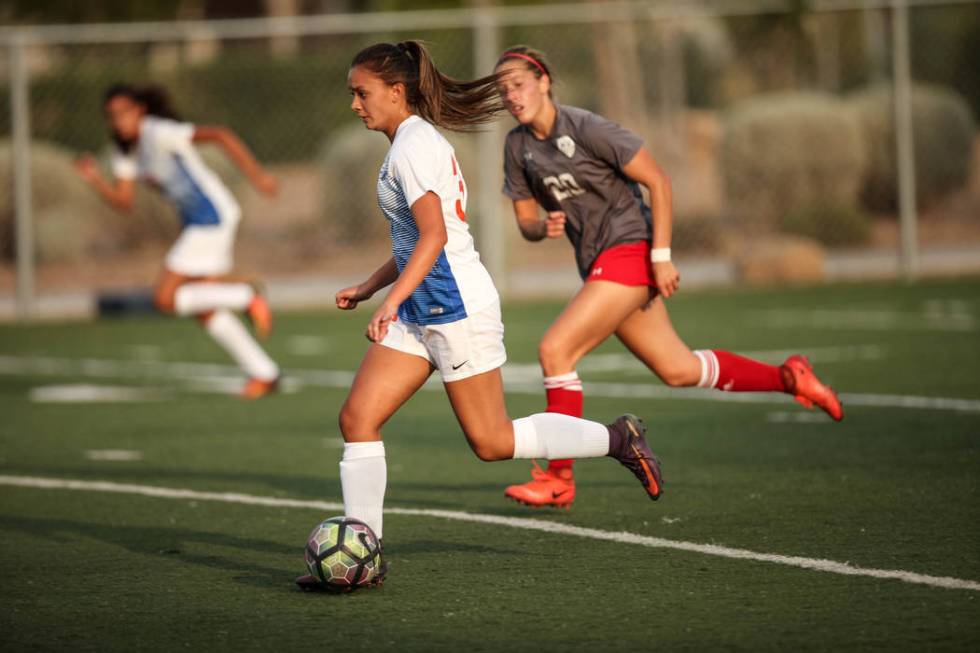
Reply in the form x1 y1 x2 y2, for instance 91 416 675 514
1 278 978 651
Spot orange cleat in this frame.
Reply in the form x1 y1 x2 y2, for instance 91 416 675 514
247 291 273 340
242 376 280 400
781 355 844 421
504 461 576 508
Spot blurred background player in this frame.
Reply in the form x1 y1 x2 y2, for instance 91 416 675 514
74 84 281 399
494 46 843 508
297 40 664 590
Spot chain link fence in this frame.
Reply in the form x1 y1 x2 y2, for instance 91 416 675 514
1 0 979 319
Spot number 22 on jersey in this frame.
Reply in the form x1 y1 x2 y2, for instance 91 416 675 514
543 173 585 202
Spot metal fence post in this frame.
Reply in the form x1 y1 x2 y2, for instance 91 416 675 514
472 8 506 296
891 0 918 281
10 35 36 320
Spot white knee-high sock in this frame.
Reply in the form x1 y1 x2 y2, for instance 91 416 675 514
174 282 254 316
511 413 609 459
203 309 279 380
340 441 387 539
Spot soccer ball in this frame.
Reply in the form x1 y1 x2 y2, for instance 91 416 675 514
304 516 383 592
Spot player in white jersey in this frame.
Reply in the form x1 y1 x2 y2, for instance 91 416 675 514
297 41 665 591
74 84 280 399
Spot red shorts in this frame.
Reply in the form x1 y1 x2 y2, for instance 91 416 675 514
585 241 655 287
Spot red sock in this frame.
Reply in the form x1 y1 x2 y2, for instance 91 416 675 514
543 372 583 472
695 349 787 392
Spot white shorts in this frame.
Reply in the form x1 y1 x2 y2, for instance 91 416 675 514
165 213 240 277
380 300 507 382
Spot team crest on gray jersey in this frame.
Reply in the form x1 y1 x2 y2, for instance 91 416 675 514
555 135 576 158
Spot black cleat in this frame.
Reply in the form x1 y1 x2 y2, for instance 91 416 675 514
368 539 388 587
607 414 664 501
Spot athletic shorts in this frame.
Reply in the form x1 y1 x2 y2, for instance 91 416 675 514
585 241 655 287
379 300 507 383
165 213 240 277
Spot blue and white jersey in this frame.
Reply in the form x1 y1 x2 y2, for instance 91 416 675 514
111 116 240 228
377 115 498 326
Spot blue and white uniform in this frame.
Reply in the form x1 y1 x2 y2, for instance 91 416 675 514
376 115 506 382
111 115 241 276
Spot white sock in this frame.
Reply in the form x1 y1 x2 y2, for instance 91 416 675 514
694 350 720 389
340 441 387 539
203 309 279 380
511 413 609 459
543 371 583 392
174 282 254 316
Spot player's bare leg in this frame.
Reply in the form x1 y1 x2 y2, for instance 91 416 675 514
339 343 435 442
446 368 663 500
155 269 280 397
614 294 702 387
152 268 192 314
616 295 842 419
505 281 650 507
444 367 516 462
298 344 434 590
537 281 652 377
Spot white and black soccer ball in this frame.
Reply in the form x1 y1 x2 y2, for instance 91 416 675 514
304 516 383 592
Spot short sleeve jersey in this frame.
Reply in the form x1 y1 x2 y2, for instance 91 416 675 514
377 115 498 326
111 116 239 227
503 104 651 278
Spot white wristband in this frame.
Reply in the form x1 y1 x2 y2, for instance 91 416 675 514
650 247 671 263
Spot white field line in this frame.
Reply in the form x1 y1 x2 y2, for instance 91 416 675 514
30 384 170 403
1 474 977 593
2 354 980 413
766 411 831 424
755 308 976 332
84 450 144 462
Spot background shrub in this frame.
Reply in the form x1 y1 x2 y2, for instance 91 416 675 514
0 139 245 263
848 83 975 211
720 92 867 234
781 200 870 247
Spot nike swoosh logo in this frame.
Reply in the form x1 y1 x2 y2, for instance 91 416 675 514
451 360 469 370
552 490 570 499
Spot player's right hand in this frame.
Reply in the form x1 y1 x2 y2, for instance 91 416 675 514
336 285 367 310
253 171 279 197
73 154 100 183
366 300 398 343
544 211 566 238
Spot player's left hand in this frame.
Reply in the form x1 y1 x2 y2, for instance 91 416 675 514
544 211 566 238
366 301 398 343
73 154 100 183
653 261 680 299
253 172 279 197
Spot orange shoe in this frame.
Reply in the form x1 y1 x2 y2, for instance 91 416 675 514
242 376 280 400
247 291 273 340
781 355 844 421
504 461 576 508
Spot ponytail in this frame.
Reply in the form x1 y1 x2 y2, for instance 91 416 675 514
136 85 180 120
104 83 181 120
351 40 505 132
104 83 181 152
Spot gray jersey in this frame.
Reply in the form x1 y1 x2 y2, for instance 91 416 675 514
503 104 652 278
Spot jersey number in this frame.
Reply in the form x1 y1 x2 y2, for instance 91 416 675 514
543 173 585 202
